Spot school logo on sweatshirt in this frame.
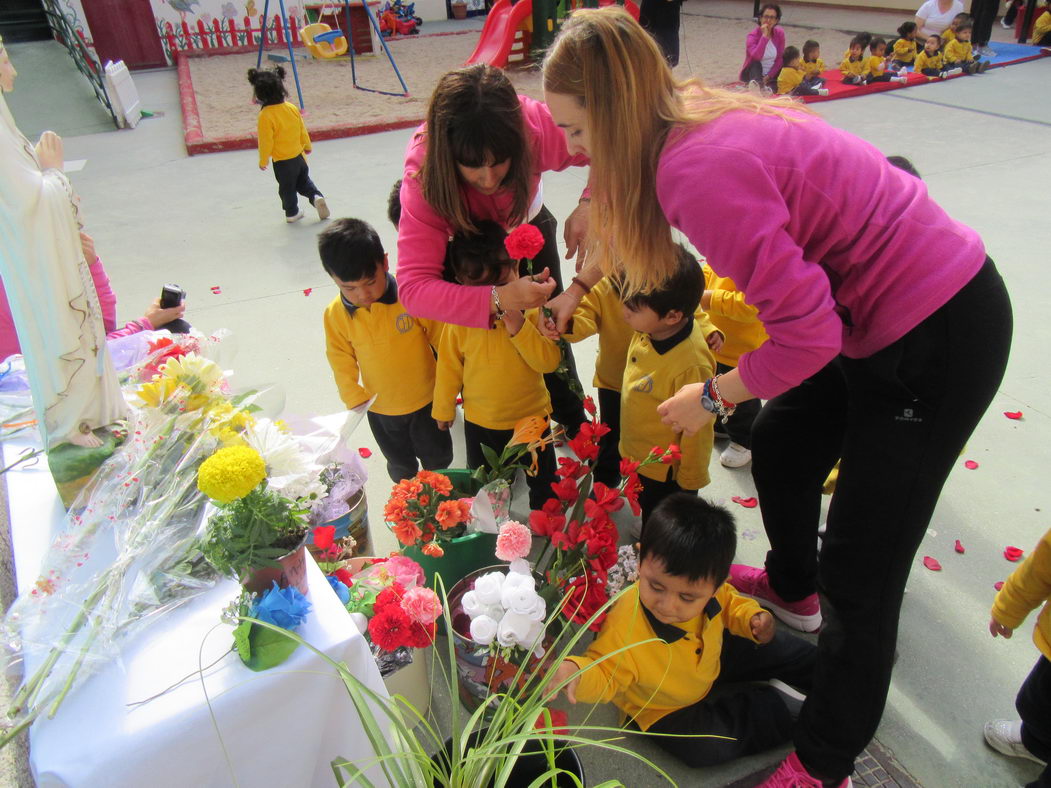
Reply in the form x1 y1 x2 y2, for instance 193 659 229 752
633 375 654 394
895 407 923 424
396 313 415 334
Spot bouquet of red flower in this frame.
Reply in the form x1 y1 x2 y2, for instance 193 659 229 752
530 396 679 631
383 470 472 558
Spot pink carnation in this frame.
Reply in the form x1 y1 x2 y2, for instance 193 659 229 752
401 586 442 626
496 520 532 562
384 555 426 589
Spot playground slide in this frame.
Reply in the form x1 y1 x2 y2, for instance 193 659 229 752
465 0 639 69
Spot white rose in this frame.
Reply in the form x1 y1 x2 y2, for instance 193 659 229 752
349 612 368 634
474 572 506 606
498 610 535 649
526 596 547 622
503 584 541 616
526 619 545 649
470 615 498 645
485 604 507 621
508 558 531 576
460 590 484 618
502 571 536 593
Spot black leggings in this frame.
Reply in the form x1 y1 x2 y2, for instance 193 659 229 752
750 257 1012 779
1017 656 1051 787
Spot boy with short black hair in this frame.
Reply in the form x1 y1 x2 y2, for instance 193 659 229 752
546 494 817 769
776 45 829 96
432 220 559 509
943 21 990 73
619 246 716 525
320 217 451 482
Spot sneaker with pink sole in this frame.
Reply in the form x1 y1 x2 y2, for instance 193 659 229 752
758 752 852 788
729 564 823 633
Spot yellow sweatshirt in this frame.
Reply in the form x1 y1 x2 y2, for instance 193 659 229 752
992 528 1051 661
866 54 889 76
702 266 768 367
563 277 636 392
1032 10 1051 44
776 66 804 94
567 582 763 730
840 54 866 77
433 309 560 430
943 38 974 63
802 57 825 79
620 318 715 490
941 27 956 43
892 38 917 62
257 101 311 168
323 282 443 416
914 49 944 72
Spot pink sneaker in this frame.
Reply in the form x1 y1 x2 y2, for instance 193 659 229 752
759 752 852 788
729 564 823 633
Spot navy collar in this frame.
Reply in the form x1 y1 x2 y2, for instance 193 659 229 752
650 316 694 355
342 273 398 316
641 595 722 644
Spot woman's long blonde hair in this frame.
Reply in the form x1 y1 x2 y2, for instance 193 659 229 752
543 7 806 296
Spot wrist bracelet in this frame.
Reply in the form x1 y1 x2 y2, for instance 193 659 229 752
570 276 592 296
701 376 737 423
491 286 505 320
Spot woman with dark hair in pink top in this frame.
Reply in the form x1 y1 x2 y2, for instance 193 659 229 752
740 3 786 88
544 9 1012 786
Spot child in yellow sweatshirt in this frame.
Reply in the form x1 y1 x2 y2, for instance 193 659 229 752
801 39 825 80
840 36 869 85
914 34 946 77
943 22 989 74
866 37 907 83
776 46 829 96
618 246 716 526
545 494 816 768
891 21 919 70
320 219 450 483
249 66 329 223
432 221 561 509
984 527 1051 778
1031 4 1051 46
941 11 970 45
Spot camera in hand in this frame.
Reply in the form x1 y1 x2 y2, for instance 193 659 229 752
157 283 191 334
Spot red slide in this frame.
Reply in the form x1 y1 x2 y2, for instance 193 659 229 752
465 0 639 68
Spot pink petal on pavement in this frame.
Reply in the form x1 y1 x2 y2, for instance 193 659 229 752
303 288 312 296
964 460 979 470
1004 546 1025 562
358 447 372 459
994 581 1005 590
922 556 942 571
1004 411 1023 420
731 496 758 508
954 539 965 554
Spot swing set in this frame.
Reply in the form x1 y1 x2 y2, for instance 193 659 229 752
254 0 409 110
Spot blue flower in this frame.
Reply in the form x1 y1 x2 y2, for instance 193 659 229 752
327 575 351 605
249 581 312 630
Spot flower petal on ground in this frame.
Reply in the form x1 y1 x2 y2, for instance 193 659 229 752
1004 546 1025 562
358 447 372 458
1004 411 1023 420
731 496 758 508
954 540 965 554
922 556 942 571
964 460 979 470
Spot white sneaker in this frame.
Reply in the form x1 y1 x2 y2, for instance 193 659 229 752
984 720 1047 765
720 442 752 468
1000 17 1011 28
816 88 829 96
747 79 762 95
942 67 963 77
285 211 304 223
893 75 907 83
768 679 807 719
314 197 330 220
978 45 997 57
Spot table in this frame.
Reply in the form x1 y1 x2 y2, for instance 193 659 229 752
1 438 394 788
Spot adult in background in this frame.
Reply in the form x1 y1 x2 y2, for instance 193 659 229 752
915 0 964 38
640 0 686 67
739 4 785 88
971 0 1001 55
396 64 588 437
542 9 1012 786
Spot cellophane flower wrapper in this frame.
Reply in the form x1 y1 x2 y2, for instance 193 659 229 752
0 342 256 740
466 479 510 534
372 643 414 678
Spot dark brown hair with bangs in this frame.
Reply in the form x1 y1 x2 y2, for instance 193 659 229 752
419 64 532 235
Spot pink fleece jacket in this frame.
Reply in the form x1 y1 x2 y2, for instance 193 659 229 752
657 110 985 400
396 95 589 328
741 25 785 80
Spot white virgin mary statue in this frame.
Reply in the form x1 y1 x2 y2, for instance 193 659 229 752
0 38 126 448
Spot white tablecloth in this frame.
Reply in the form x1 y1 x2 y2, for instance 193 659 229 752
2 438 394 788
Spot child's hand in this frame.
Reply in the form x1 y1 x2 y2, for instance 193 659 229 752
751 610 775 644
260 165 267 171
538 315 561 340
79 232 96 264
545 659 581 704
436 419 453 431
706 331 725 353
989 618 1014 639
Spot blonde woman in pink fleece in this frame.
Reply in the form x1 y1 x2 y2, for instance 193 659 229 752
396 64 591 434
544 9 1012 787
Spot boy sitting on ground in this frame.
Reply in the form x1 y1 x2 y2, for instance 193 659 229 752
320 218 451 482
545 494 817 768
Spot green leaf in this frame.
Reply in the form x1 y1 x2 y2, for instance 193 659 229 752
232 620 252 663
241 624 300 671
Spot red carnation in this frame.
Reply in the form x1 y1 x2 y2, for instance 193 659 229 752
374 582 406 613
534 708 569 735
504 223 545 260
368 606 413 651
406 619 436 649
562 574 610 631
661 444 682 464
334 567 354 586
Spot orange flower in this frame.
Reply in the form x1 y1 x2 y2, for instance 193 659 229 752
510 414 548 446
391 520 423 546
421 542 444 557
416 470 453 496
436 499 469 530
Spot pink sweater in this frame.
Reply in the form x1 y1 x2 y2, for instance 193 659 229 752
657 110 985 400
396 95 589 328
741 26 785 80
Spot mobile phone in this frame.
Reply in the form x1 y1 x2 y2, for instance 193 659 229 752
160 284 185 309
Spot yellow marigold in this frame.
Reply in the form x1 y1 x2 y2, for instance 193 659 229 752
197 445 266 503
